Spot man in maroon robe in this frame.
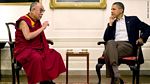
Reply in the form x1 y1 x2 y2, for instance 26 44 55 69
14 2 66 84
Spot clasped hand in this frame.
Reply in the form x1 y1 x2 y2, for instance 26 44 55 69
136 38 144 46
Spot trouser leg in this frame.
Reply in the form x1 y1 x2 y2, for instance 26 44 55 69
103 40 118 77
103 40 133 78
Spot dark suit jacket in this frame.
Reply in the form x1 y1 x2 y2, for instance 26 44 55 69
103 16 150 64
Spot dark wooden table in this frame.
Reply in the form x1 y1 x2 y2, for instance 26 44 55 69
0 41 7 80
66 50 89 84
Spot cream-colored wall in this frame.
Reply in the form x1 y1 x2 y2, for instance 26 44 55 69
0 0 150 74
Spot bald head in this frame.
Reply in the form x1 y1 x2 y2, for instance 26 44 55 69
29 2 43 12
29 2 45 20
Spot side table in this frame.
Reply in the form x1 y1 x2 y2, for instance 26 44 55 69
66 49 89 84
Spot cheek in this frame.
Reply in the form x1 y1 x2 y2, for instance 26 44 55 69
35 12 40 17
116 11 121 14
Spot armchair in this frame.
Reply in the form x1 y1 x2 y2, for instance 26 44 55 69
5 22 54 84
96 41 143 84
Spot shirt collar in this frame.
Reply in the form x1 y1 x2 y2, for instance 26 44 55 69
117 15 125 21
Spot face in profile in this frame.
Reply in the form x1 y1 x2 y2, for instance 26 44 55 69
111 4 123 18
31 3 45 20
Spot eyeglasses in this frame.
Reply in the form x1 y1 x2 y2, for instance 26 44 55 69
40 8 45 13
34 8 45 13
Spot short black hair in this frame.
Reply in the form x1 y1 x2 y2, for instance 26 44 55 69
113 2 125 13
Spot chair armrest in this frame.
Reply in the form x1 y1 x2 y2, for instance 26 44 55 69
46 39 54 45
97 41 106 45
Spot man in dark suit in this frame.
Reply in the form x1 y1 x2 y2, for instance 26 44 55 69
103 2 150 84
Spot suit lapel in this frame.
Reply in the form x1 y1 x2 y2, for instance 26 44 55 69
125 16 132 39
125 16 130 31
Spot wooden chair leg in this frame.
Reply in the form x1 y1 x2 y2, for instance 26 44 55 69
136 65 140 84
12 62 16 84
132 69 136 84
133 70 136 84
96 63 104 84
16 62 22 84
16 69 20 84
130 65 136 84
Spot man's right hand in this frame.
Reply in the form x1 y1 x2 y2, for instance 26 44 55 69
42 21 49 29
109 16 116 26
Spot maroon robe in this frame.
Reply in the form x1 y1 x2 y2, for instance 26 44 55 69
14 14 66 84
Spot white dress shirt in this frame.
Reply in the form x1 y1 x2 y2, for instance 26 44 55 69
115 16 129 41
